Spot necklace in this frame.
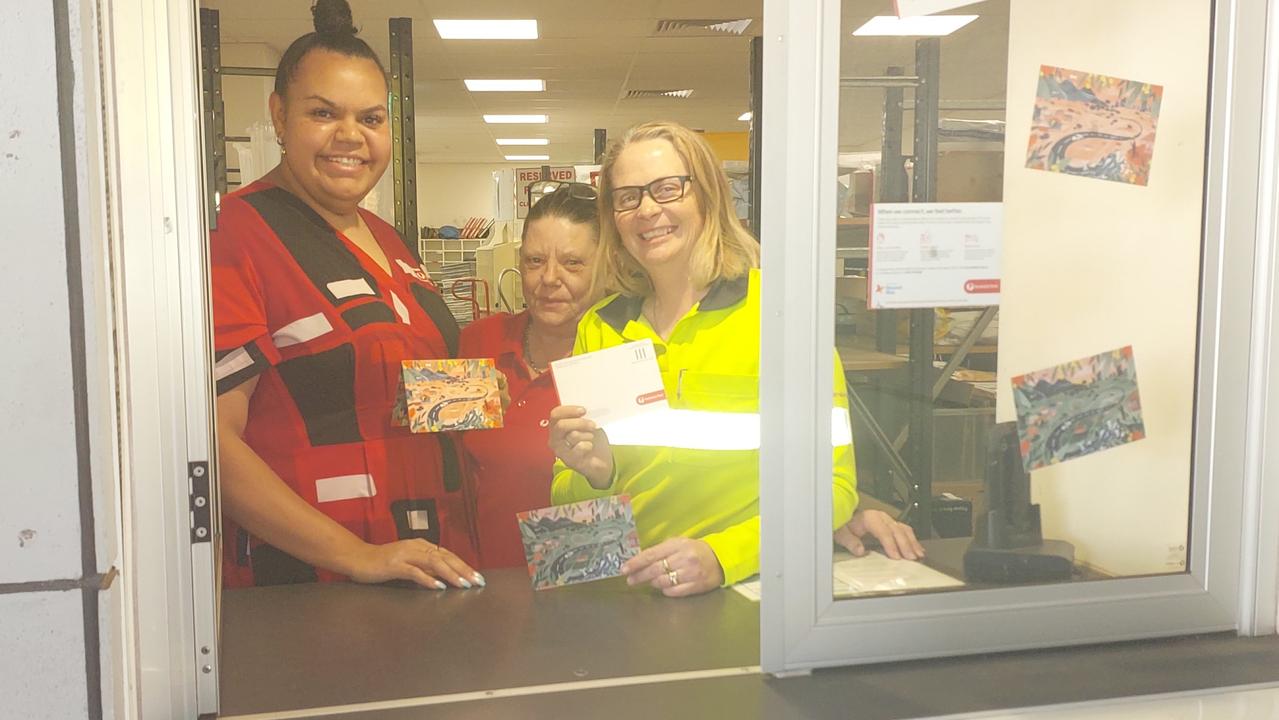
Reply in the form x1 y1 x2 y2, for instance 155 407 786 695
523 321 573 374
522 322 549 373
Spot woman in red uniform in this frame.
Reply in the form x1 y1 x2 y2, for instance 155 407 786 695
459 184 601 568
212 0 482 590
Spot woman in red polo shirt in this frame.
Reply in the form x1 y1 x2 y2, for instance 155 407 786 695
459 184 601 568
212 0 481 590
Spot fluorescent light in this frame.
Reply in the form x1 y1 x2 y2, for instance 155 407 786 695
506 155 550 161
852 14 978 36
464 79 545 92
496 138 549 146
484 114 548 124
433 19 538 40
738 111 753 122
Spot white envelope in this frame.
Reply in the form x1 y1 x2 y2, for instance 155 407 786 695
550 339 668 428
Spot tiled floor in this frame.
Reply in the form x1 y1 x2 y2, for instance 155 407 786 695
937 683 1279 719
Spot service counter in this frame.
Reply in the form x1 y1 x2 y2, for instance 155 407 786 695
218 538 1111 717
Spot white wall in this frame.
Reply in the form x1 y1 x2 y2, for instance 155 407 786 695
0 0 105 717
996 0 1211 575
417 162 506 229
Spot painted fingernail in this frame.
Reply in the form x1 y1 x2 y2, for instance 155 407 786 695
472 572 487 587
433 580 447 590
458 577 473 589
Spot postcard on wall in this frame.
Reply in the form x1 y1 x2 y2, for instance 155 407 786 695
397 358 503 433
1025 65 1163 186
1010 345 1146 471
518 496 641 590
868 202 1002 310
549 338 668 428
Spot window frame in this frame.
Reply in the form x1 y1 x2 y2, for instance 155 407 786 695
758 0 1279 672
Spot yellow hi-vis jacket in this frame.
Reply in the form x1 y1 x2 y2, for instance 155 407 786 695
551 269 858 586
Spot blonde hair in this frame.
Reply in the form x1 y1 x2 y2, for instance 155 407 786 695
593 121 760 297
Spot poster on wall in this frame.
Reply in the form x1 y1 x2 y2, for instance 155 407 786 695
1010 345 1146 471
1024 65 1163 186
868 202 1002 310
515 166 575 219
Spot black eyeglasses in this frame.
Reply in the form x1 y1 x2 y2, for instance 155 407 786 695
610 175 693 212
528 180 599 203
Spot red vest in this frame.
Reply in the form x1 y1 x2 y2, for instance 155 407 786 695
211 181 476 586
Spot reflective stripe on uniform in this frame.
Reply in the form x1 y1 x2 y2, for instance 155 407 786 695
604 407 853 450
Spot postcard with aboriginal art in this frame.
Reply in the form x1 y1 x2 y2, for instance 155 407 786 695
518 496 641 590
1010 345 1146 471
1025 65 1163 186
399 358 503 433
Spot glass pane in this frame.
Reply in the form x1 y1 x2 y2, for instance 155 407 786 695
827 0 1209 599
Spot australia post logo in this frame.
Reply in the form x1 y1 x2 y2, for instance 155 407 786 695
396 259 434 285
963 279 1000 294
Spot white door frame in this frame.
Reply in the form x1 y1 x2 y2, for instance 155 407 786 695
758 0 1279 672
95 0 1279 711
101 0 220 716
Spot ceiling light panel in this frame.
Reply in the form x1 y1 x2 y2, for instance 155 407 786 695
496 138 550 146
464 79 545 92
484 114 549 124
434 19 538 40
853 14 978 36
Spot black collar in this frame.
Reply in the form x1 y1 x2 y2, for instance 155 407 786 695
596 273 750 334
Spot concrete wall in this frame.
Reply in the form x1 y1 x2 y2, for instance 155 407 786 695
0 0 110 717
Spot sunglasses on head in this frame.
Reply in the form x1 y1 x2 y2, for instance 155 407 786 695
528 180 599 203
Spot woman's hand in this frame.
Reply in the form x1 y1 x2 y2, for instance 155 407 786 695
548 405 614 488
342 538 485 590
622 537 724 597
834 509 925 561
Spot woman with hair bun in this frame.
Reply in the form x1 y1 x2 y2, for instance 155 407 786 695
211 0 483 590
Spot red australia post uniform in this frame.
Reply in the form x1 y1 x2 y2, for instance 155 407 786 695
211 180 476 587
458 312 560 569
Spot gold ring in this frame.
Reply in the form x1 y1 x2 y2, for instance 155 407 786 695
661 558 671 573
667 570 679 587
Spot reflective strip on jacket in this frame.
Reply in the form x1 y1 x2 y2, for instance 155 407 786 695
551 268 858 586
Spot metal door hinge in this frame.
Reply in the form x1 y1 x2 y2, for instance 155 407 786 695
189 461 211 543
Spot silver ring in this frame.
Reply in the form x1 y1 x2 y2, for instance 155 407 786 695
667 570 679 587
661 558 671 573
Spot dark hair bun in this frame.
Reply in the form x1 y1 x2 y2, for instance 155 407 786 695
312 0 358 35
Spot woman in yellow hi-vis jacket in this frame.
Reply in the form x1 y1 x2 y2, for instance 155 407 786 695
548 121 924 597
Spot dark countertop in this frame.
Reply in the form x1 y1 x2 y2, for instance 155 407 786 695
219 567 759 717
219 538 1187 719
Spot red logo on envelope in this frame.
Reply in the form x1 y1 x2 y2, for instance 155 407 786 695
636 390 667 405
964 279 1000 294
